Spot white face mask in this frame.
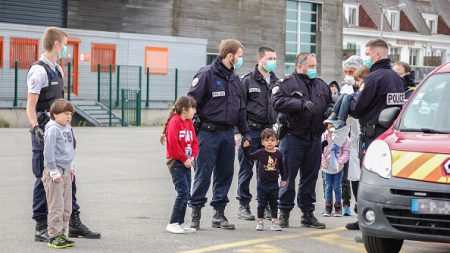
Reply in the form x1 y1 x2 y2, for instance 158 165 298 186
343 75 355 86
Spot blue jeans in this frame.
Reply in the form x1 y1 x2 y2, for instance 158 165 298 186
278 134 321 212
31 132 80 222
169 161 192 224
324 170 344 203
190 129 235 210
333 94 352 122
237 128 262 204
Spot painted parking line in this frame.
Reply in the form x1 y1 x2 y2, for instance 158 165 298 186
312 233 366 253
179 227 346 253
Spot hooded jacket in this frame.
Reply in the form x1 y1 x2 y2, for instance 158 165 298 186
44 120 75 179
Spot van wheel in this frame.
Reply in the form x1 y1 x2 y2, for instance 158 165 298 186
363 234 403 253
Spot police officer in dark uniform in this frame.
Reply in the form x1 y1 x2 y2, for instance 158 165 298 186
26 27 100 242
236 46 279 220
188 39 250 230
272 52 333 229
347 39 404 231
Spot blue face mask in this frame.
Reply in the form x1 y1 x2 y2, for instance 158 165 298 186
264 60 277 73
233 57 243 69
363 57 372 69
59 45 68 59
307 68 317 79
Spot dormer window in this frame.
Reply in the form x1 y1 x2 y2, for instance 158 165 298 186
344 4 359 26
422 13 437 34
386 10 400 31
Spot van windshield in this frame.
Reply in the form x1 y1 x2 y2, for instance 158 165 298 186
398 73 450 134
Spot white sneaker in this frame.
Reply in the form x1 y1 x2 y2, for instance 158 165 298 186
271 220 282 231
256 221 264 231
166 223 186 234
180 224 197 233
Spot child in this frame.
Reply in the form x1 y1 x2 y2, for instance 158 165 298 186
163 96 198 234
321 125 350 217
242 128 286 231
324 66 369 131
43 99 76 249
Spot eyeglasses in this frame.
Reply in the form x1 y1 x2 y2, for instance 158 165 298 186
296 52 316 65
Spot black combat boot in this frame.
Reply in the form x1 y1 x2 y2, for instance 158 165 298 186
238 203 255 220
189 205 202 229
69 211 101 239
35 220 50 242
212 209 235 230
301 212 326 229
278 209 290 228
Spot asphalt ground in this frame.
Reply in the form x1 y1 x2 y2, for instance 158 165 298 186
1 127 449 253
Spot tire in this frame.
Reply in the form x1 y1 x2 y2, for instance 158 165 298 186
362 234 403 253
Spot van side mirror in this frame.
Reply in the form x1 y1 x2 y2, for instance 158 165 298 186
378 107 401 129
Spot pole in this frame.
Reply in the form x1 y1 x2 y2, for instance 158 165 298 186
121 89 125 126
67 62 71 101
109 64 112 127
146 67 150 108
116 65 120 108
380 9 384 39
174 68 178 102
13 61 18 107
97 64 101 102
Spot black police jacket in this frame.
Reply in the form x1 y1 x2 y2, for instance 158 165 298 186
349 58 404 126
188 57 249 135
272 72 333 139
241 65 279 126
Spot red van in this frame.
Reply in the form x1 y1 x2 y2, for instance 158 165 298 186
358 62 450 253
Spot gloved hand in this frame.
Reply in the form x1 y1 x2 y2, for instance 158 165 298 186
324 107 333 118
303 101 315 113
192 114 201 133
331 144 340 157
241 134 252 148
30 126 44 144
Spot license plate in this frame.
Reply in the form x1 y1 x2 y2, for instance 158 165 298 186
411 198 450 215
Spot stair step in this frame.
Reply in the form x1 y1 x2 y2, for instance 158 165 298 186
76 106 104 110
88 110 109 115
72 101 97 106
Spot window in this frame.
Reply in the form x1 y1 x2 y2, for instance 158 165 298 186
343 43 360 59
344 4 358 26
0 36 3 68
389 47 400 62
409 48 419 66
9 37 39 69
285 1 318 74
386 10 400 31
422 13 437 34
206 53 218 65
145 47 168 75
91 43 116 72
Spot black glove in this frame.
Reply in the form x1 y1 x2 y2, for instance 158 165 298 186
193 114 201 133
30 126 44 144
241 134 252 148
303 101 315 113
324 107 333 118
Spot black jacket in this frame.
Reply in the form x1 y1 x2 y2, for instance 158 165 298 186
272 72 333 139
350 58 404 126
241 65 279 126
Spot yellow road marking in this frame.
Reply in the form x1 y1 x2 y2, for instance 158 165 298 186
179 227 345 253
233 244 289 253
312 233 365 253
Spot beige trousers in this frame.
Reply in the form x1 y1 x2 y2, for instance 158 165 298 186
42 167 72 238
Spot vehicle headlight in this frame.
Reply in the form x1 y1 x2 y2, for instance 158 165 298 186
363 140 392 178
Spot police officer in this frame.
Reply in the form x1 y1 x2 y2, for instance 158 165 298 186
26 27 100 241
236 46 279 220
348 39 404 231
188 39 250 230
272 52 333 229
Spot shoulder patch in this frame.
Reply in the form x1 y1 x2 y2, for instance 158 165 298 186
192 78 199 87
272 86 280 95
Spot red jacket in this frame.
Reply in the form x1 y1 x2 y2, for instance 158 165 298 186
165 114 198 163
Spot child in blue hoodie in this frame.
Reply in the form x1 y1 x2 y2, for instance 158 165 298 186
43 99 76 249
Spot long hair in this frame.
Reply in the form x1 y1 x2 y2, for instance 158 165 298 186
160 96 197 145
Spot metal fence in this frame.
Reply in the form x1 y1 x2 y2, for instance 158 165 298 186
121 89 141 126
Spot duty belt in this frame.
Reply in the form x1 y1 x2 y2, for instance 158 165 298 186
248 120 271 130
200 122 232 132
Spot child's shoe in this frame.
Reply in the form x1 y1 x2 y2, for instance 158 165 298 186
180 224 197 233
166 223 186 234
334 202 343 217
323 202 332 217
323 113 337 125
271 220 282 231
61 235 75 247
256 220 264 231
48 235 70 249
343 205 352 216
331 120 346 131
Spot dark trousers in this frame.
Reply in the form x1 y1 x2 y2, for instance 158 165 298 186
256 180 279 219
31 133 80 222
169 161 192 224
342 162 351 205
333 94 352 122
190 129 235 210
237 128 262 204
278 134 321 213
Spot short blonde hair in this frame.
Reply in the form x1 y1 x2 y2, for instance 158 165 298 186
219 39 244 59
42 27 67 51
50 99 75 120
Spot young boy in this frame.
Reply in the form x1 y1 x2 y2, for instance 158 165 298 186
43 99 76 248
242 128 287 231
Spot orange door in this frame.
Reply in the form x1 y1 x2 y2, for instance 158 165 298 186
60 38 80 95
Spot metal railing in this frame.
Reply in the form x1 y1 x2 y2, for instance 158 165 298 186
121 89 141 126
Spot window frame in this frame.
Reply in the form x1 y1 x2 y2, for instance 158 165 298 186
145 46 168 75
9 37 39 69
386 10 400 31
344 4 359 26
422 13 438 34
0 36 3 68
91 43 116 72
